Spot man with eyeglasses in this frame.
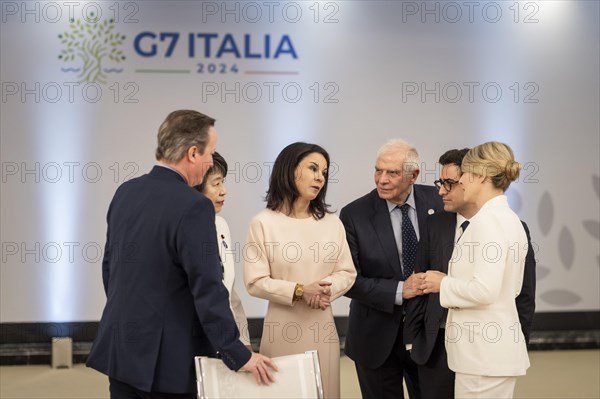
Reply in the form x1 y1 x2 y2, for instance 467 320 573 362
403 148 536 399
340 139 443 399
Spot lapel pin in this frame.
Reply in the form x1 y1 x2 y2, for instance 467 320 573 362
428 209 435 215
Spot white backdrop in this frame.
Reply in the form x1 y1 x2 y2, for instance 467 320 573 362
1 1 599 322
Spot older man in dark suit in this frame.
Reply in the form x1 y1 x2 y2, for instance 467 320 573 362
87 110 276 398
340 139 443 399
403 148 536 399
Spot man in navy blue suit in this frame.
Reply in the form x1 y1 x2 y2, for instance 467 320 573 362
87 110 276 398
340 139 443 399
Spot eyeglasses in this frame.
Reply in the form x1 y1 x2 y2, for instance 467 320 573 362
434 178 459 191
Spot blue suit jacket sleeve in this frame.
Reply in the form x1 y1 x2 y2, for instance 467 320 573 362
340 205 400 314
177 198 251 370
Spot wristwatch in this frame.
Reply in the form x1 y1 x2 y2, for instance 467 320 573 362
293 283 304 302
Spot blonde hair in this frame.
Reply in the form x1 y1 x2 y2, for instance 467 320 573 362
461 141 521 191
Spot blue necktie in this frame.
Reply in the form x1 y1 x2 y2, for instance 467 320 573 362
399 204 417 280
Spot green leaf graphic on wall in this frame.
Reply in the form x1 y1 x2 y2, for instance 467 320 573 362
58 16 126 84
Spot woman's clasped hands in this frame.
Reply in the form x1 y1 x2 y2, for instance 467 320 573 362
304 280 332 310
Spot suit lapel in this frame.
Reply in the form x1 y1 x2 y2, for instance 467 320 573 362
413 185 432 237
369 191 403 279
440 215 457 273
435 214 456 324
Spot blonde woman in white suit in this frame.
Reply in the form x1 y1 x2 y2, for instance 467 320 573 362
196 152 251 349
421 142 529 398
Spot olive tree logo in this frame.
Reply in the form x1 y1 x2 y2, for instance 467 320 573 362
58 17 126 84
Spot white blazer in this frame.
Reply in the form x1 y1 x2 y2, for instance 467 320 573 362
440 195 530 376
216 215 250 346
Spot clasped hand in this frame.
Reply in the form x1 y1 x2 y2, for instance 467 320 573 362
402 272 426 299
420 270 446 294
402 270 446 298
303 280 332 310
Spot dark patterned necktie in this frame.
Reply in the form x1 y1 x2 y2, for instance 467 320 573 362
457 220 470 242
399 204 417 280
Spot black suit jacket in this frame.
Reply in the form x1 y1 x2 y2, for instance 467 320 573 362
340 185 443 368
87 166 250 394
404 211 537 366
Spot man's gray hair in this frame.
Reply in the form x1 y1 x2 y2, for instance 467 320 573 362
377 139 420 174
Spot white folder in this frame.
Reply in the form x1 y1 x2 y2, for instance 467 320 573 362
195 350 323 399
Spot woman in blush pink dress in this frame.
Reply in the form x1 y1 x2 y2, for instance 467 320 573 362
244 142 357 399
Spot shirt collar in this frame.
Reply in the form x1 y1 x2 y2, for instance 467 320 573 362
386 188 416 214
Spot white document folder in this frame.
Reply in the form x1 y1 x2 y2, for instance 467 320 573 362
195 350 323 399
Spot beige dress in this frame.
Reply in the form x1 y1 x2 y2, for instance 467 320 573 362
244 209 357 399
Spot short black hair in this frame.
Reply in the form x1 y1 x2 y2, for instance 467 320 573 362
195 151 227 193
266 142 331 220
438 148 470 166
